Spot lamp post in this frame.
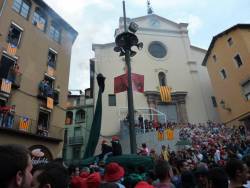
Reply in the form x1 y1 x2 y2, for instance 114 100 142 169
114 0 143 154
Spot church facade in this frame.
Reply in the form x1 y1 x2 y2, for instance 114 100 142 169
91 14 220 136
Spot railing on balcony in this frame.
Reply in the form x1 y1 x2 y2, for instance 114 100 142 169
0 73 22 98
37 83 59 105
0 114 64 140
68 136 84 145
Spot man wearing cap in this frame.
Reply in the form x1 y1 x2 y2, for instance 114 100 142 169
100 140 113 162
111 136 122 156
101 162 125 188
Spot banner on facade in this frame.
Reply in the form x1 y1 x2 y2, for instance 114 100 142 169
7 43 17 56
157 130 164 141
47 97 54 109
47 66 55 77
1 79 12 93
160 86 172 102
166 129 174 140
114 73 144 93
19 116 30 132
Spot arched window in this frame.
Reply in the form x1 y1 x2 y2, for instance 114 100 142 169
158 72 166 86
32 7 47 31
75 110 85 123
65 111 73 125
12 0 32 19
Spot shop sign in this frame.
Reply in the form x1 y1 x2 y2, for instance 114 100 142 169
29 145 53 165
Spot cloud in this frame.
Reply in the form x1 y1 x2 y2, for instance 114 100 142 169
44 0 117 90
187 15 203 34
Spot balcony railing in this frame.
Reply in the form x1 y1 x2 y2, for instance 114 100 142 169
0 114 64 140
68 136 84 145
37 87 59 105
0 73 22 99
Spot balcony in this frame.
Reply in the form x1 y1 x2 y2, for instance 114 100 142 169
68 136 84 145
0 73 22 100
37 82 59 106
0 114 63 142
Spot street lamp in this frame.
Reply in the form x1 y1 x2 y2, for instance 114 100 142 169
114 0 143 154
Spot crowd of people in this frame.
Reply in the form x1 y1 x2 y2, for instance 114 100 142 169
1 121 250 188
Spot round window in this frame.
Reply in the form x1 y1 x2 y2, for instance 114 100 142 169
148 41 167 58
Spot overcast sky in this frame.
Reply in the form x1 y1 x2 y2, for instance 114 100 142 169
43 0 250 91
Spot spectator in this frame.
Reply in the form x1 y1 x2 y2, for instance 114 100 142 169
154 160 175 188
111 136 122 156
31 162 69 188
102 162 125 188
208 167 228 188
0 144 33 188
225 159 248 188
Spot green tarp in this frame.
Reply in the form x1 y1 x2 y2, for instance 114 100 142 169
83 74 105 159
81 154 155 171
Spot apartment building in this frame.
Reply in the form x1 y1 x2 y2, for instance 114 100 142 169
0 0 78 161
63 90 94 165
203 24 250 127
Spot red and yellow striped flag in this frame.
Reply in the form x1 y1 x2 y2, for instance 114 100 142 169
7 43 17 56
1 79 12 93
166 129 174 140
157 130 164 141
47 97 54 109
19 117 30 132
160 86 172 102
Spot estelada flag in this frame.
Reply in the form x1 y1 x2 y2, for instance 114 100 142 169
114 73 144 93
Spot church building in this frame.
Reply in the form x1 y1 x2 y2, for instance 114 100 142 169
91 10 219 136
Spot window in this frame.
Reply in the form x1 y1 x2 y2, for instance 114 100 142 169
38 110 50 130
12 0 31 18
234 54 243 68
32 8 47 31
227 37 233 46
158 72 166 86
76 98 80 106
242 80 250 101
65 111 73 125
0 54 16 79
49 24 61 43
72 147 81 159
148 41 167 58
64 129 68 144
74 127 81 137
211 96 217 107
108 94 116 106
212 55 217 62
48 49 57 69
38 76 54 98
220 69 227 80
7 23 23 47
75 110 85 123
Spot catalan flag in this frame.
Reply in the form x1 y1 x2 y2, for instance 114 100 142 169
166 129 174 140
47 97 54 109
7 43 17 56
157 130 164 141
19 116 30 132
160 86 172 102
47 66 55 77
0 79 12 93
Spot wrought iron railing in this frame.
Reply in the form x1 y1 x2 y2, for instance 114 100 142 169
0 114 64 140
